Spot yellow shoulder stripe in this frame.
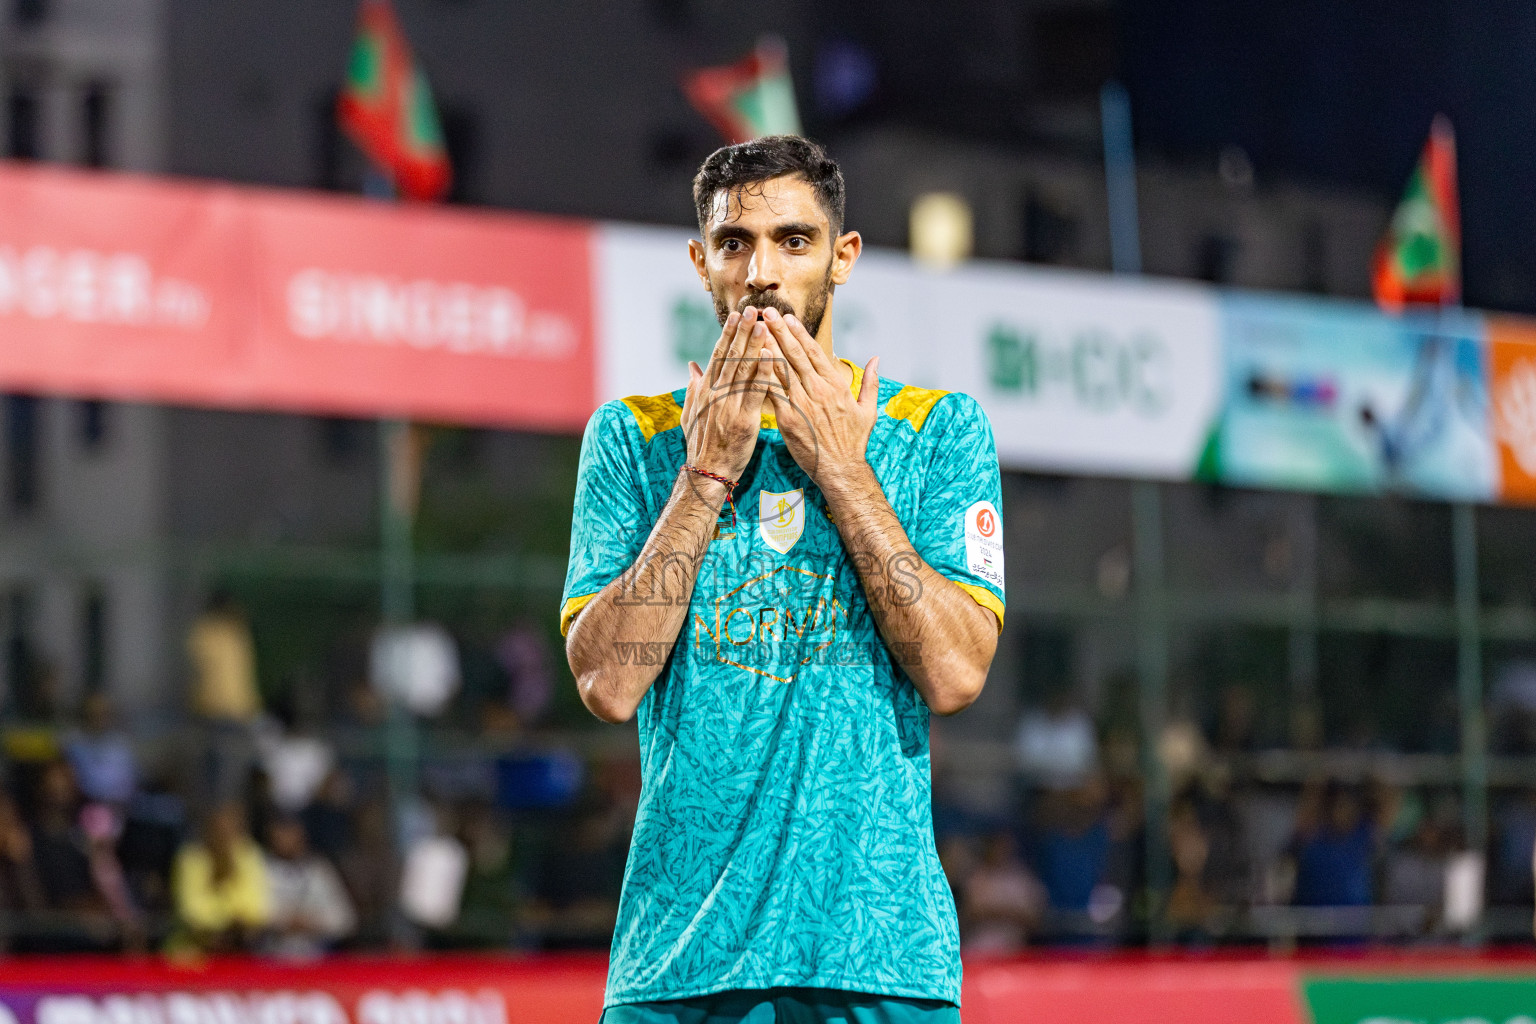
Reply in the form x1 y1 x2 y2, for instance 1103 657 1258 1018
560 593 598 636
953 581 1005 634
842 358 865 398
620 393 683 443
885 385 949 433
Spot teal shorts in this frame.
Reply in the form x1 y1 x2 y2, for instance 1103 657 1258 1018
599 989 959 1024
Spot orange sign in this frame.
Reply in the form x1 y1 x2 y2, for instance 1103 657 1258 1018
0 162 595 429
1488 317 1536 504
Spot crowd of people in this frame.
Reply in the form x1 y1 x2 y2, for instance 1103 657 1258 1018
935 684 1536 952
0 595 635 958
2 591 1533 958
0 685 638 957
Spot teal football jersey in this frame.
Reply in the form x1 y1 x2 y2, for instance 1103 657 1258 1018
560 362 1005 1007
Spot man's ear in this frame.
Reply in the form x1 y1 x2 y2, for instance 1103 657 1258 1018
830 230 863 286
688 238 711 292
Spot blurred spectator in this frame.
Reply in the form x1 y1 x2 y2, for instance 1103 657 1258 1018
1165 797 1217 937
1212 684 1260 754
338 798 399 947
0 790 44 929
261 816 355 960
256 711 336 815
301 769 355 863
1030 774 1111 923
1382 813 1446 920
495 622 555 727
30 761 96 913
1490 791 1536 908
1190 771 1249 905
64 692 138 807
118 772 187 915
170 802 269 955
1235 781 1302 906
532 782 629 949
444 801 528 949
960 831 1045 953
1291 782 1380 909
187 591 262 803
1491 661 1536 754
399 803 469 933
1014 693 1097 790
79 803 144 951
1157 717 1209 792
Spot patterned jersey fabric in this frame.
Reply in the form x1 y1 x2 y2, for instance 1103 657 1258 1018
560 362 1005 1008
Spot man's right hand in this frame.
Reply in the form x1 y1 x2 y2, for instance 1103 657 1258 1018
566 308 775 724
682 307 775 481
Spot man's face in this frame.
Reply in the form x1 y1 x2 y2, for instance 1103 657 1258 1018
690 174 855 341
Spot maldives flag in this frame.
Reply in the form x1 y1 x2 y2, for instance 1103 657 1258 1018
683 36 802 144
1373 115 1459 312
337 0 451 202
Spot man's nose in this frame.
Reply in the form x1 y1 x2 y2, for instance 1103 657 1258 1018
746 243 781 293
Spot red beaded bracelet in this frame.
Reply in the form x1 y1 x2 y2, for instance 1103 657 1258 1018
683 464 739 527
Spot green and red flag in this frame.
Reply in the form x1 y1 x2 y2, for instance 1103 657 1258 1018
337 0 451 202
1372 114 1459 312
683 36 802 144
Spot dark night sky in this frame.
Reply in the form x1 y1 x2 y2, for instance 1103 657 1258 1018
1119 0 1536 312
814 0 1536 311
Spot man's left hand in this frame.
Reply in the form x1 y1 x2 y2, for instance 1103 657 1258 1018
760 306 880 493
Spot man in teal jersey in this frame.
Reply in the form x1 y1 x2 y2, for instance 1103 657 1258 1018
561 136 1004 1023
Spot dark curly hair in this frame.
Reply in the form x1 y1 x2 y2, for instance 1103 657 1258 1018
692 135 846 238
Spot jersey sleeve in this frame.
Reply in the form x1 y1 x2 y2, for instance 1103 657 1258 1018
559 402 652 636
908 393 1006 632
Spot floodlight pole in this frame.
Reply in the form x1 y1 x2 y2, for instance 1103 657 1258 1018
1102 80 1172 944
365 169 422 890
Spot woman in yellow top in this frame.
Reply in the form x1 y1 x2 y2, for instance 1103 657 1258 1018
171 803 269 955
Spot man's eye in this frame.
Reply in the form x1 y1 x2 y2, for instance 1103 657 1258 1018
785 237 808 250
721 239 742 252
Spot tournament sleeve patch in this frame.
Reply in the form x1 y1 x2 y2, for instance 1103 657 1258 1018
963 500 1004 589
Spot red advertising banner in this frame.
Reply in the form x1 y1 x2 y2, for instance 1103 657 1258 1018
8 954 1536 1024
0 956 609 1024
0 163 595 430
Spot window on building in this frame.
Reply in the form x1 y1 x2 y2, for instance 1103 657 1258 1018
82 82 112 168
78 400 109 453
11 0 46 28
7 395 40 513
7 85 40 160
1195 232 1241 284
81 587 106 694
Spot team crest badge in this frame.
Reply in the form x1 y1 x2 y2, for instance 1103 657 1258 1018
758 489 804 554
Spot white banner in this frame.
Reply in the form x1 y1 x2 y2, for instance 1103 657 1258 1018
592 225 1221 478
912 264 1221 478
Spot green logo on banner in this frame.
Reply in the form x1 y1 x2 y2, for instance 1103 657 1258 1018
984 321 1168 415
1305 977 1536 1024
671 296 719 367
987 324 1038 394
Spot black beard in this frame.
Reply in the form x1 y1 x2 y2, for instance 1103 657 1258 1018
711 272 833 339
